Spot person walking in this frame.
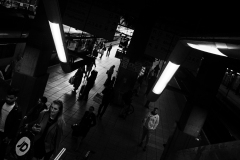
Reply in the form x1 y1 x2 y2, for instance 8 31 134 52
30 100 65 160
0 88 22 160
74 106 96 150
139 107 159 151
106 44 112 57
99 47 105 59
104 65 115 86
73 66 85 92
85 60 96 79
97 85 114 119
79 71 97 101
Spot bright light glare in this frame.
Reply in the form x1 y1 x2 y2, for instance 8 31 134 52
153 61 180 94
187 43 227 57
49 21 67 63
215 42 227 49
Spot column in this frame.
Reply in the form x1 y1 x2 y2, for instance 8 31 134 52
114 3 157 102
11 0 53 115
161 52 228 160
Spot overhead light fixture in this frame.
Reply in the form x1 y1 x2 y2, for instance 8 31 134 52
152 61 180 94
0 33 8 35
215 42 227 49
187 43 227 57
49 21 67 63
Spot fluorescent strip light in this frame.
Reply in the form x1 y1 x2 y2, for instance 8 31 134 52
187 43 227 57
54 148 66 160
49 21 67 63
153 61 180 94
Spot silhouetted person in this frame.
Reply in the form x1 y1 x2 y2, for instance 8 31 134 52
97 86 114 119
74 106 96 150
106 44 112 57
73 66 84 92
104 65 115 86
79 71 96 101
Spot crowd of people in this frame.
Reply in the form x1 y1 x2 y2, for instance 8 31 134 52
0 52 161 159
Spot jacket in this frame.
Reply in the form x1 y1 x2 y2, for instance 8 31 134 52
32 110 63 153
0 100 22 139
143 112 159 130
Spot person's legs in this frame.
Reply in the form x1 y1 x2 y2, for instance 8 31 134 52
143 130 151 151
139 126 147 146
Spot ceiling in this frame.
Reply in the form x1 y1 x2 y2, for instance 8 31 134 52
1 0 240 61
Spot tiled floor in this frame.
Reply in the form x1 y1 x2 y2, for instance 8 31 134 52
44 45 182 160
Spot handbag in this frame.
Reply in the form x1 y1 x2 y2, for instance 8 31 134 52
93 93 103 104
69 76 75 84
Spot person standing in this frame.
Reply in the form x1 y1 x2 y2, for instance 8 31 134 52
106 44 112 57
139 108 159 151
104 65 115 86
74 106 96 150
97 85 114 119
0 88 22 160
23 96 48 123
73 66 85 92
30 100 65 160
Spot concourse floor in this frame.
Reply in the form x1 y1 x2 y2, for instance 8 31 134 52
44 46 182 160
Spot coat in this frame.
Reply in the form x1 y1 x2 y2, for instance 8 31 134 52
0 100 22 139
32 110 63 153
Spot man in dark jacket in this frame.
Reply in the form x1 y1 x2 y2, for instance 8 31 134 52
0 88 22 160
97 86 114 119
23 96 48 123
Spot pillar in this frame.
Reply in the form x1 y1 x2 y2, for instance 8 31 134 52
114 3 157 101
11 0 53 115
161 52 228 160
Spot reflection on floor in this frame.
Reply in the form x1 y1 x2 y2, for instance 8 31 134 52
44 46 182 160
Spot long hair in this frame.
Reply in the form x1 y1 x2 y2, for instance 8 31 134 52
52 100 65 128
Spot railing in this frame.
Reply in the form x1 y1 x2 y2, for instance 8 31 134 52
52 148 95 160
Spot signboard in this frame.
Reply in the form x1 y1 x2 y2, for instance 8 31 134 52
63 0 119 40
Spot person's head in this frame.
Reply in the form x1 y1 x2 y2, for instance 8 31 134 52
6 88 19 105
50 100 65 126
152 107 158 115
89 106 94 113
39 96 47 104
